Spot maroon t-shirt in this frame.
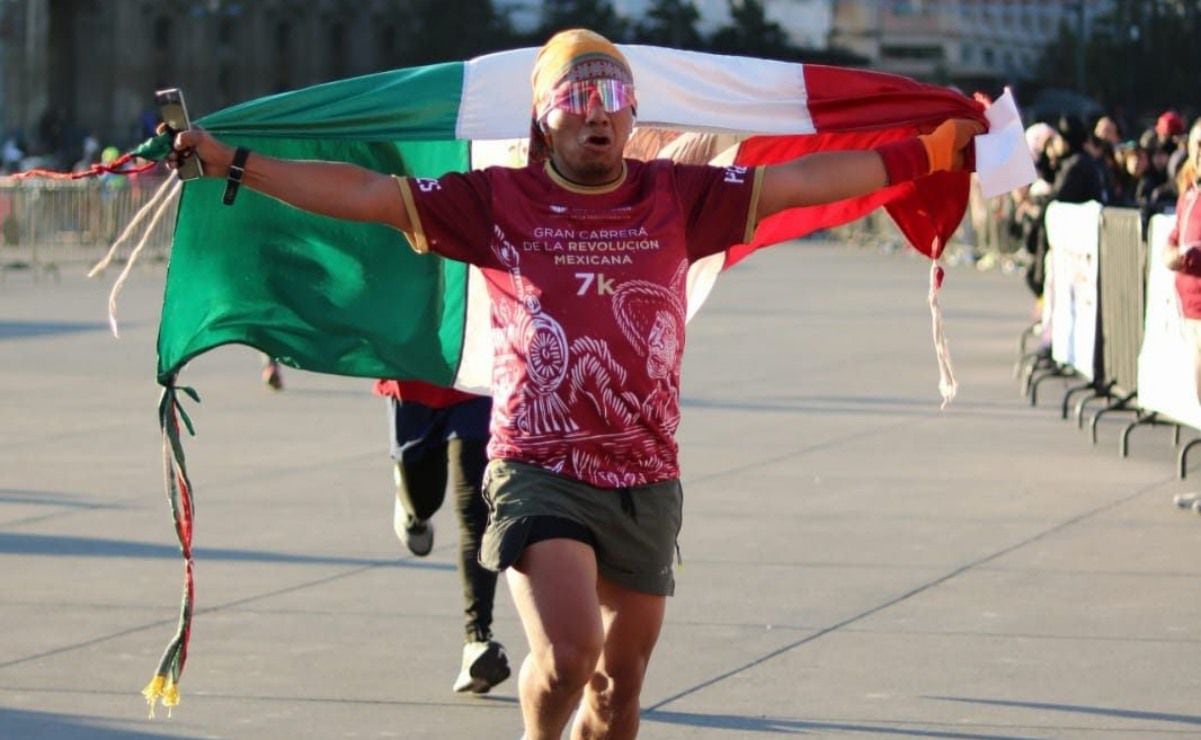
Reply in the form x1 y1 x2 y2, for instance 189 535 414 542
397 159 761 488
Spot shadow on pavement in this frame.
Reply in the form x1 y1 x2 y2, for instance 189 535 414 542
0 489 120 509
0 532 453 570
0 320 113 340
0 706 195 739
642 709 1039 738
930 695 1201 727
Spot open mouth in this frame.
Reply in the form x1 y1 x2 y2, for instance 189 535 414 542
583 133 612 148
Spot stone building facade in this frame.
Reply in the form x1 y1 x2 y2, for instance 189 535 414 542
831 0 1112 90
1 0 1115 162
1 0 420 157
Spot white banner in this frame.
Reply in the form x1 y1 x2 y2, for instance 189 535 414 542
1137 214 1201 428
974 88 1037 198
1045 201 1102 380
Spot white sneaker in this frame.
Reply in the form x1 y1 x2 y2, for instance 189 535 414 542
1173 493 1199 509
452 640 511 694
393 493 433 557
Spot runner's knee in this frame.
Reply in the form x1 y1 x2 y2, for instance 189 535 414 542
532 639 602 694
584 667 645 724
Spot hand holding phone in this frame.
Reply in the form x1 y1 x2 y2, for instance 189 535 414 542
155 88 203 181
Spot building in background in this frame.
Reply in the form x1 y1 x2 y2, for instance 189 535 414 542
1 0 1118 163
831 0 1112 92
0 0 420 159
625 0 832 49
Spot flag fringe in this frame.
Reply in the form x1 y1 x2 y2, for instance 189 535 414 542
12 151 158 181
144 381 200 717
928 254 957 408
87 177 181 337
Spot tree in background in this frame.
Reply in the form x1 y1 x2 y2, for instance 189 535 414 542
400 0 865 72
403 0 521 64
537 0 631 42
708 0 796 60
1038 0 1201 126
636 0 704 49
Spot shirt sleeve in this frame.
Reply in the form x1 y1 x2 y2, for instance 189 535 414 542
671 162 764 262
394 170 493 265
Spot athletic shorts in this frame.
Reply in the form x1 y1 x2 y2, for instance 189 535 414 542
479 459 683 596
387 396 491 463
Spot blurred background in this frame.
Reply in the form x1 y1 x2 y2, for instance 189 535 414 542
1 0 1198 277
1 0 1197 167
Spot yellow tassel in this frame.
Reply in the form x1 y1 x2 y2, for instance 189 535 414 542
141 674 181 717
142 675 166 718
162 679 181 714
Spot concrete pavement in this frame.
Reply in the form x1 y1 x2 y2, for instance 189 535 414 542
2 240 1198 739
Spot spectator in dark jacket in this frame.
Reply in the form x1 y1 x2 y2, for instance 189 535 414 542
1049 115 1106 204
1138 140 1179 230
1023 117 1106 301
1111 141 1143 207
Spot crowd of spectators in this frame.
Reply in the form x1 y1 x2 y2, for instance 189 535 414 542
1010 109 1201 299
1 107 160 176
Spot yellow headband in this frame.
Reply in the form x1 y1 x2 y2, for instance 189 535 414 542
531 29 633 114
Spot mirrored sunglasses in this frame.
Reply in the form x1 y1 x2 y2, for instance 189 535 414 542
548 79 637 116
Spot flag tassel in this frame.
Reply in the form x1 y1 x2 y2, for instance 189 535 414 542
927 246 957 408
88 176 182 337
12 151 158 181
145 381 200 717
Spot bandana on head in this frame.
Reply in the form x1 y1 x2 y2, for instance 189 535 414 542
528 29 634 164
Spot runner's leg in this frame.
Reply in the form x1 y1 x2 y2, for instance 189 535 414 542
395 446 447 521
448 437 495 641
571 576 666 740
388 399 446 556
507 538 604 740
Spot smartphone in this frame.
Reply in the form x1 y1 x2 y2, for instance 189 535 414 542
155 88 203 181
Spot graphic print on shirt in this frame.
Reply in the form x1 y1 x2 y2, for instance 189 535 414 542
404 161 757 487
488 221 689 488
488 225 575 437
567 263 687 485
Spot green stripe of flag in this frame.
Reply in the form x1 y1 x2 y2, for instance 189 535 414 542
196 61 467 141
157 64 472 384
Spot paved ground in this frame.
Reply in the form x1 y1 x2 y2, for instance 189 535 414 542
2 240 1199 739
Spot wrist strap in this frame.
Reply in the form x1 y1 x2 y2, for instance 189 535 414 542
222 146 251 206
874 138 929 186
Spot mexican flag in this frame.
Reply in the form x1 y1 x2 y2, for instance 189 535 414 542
135 43 1023 711
155 44 991 392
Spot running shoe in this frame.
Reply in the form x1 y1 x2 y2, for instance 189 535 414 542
393 494 433 556
453 640 511 694
262 360 284 391
1174 493 1199 509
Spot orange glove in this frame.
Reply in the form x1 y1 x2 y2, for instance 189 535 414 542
875 118 987 185
919 118 987 173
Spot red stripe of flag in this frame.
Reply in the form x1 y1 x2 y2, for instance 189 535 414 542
727 65 985 268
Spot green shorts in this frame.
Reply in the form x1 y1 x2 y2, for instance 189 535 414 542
479 460 683 596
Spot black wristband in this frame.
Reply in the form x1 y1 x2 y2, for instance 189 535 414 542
222 146 251 206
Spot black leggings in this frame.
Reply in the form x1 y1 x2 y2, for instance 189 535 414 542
395 438 497 643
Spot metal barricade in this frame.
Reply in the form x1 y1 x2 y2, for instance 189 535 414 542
0 175 176 281
1098 208 1145 397
1081 207 1146 439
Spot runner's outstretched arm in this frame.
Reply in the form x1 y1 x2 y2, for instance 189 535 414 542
757 118 985 221
168 128 411 233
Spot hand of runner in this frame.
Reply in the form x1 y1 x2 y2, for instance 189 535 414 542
159 124 234 179
919 118 986 173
